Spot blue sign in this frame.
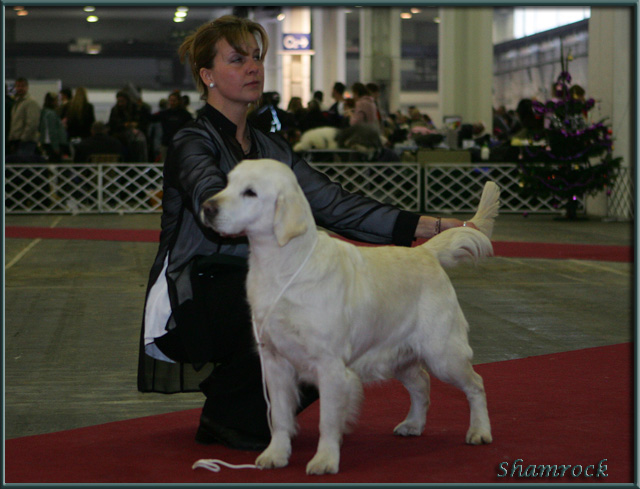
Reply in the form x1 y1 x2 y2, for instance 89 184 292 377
282 33 311 51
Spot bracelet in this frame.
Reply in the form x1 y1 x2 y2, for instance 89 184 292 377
434 217 441 236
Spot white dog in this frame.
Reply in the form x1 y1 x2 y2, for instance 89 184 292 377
201 159 498 475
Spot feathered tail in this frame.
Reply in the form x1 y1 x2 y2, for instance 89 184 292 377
469 181 500 239
424 181 500 268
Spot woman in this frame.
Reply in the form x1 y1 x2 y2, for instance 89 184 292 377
65 86 95 141
39 92 68 162
138 15 471 452
349 82 379 130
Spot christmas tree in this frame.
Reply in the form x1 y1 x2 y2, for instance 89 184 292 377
518 49 622 219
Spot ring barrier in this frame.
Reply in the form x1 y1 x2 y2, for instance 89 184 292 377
4 161 633 219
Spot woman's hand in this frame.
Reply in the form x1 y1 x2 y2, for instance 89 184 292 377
415 216 478 239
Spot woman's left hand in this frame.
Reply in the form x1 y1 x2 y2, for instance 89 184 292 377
415 216 477 239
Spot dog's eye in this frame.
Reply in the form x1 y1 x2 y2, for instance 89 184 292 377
242 188 257 198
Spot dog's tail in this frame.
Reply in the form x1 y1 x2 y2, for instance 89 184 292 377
468 181 500 239
423 181 500 268
424 227 493 268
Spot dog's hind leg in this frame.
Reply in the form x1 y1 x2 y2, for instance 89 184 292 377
306 363 363 475
255 350 298 469
431 348 492 445
393 363 430 436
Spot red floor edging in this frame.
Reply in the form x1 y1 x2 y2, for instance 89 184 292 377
5 225 633 262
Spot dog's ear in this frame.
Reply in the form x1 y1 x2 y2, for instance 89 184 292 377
273 187 309 247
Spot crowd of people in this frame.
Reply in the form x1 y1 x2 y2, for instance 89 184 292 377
5 79 198 164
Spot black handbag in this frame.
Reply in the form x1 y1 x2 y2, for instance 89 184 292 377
157 252 252 370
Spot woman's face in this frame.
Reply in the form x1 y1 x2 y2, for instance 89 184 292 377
205 35 264 109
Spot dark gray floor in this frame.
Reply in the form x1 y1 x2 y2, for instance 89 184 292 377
4 213 634 440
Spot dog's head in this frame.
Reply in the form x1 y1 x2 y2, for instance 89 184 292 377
201 159 311 247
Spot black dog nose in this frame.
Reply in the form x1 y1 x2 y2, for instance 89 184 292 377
201 200 218 221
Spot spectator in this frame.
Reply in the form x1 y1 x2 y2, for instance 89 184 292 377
312 90 325 110
286 96 305 129
108 90 148 162
182 94 197 117
326 81 346 128
248 91 295 134
8 77 41 156
65 86 96 141
150 90 194 161
299 99 328 132
73 121 126 163
39 92 68 162
348 82 379 131
5 84 13 142
58 87 72 119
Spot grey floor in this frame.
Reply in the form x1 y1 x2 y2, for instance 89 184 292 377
4 212 634 440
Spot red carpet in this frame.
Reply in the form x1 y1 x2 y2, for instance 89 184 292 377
5 343 632 483
4 226 632 262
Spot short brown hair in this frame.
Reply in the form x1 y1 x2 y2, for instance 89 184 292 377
179 15 269 100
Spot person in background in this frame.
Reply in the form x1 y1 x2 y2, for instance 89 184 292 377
138 14 473 454
312 90 325 110
58 87 72 120
247 91 295 135
73 121 126 163
5 84 14 142
182 94 197 117
348 82 379 132
286 95 305 129
39 91 68 162
108 90 148 162
326 81 346 128
365 82 383 123
65 86 95 141
8 77 41 156
150 90 193 161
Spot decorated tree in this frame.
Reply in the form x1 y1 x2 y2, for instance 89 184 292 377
518 50 621 219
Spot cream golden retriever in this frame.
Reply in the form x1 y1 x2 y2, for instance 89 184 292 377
201 159 498 475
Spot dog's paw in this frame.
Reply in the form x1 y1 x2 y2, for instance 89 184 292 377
393 420 424 436
465 427 493 445
255 446 290 469
306 450 340 475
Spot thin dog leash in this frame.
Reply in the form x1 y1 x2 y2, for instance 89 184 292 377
193 237 318 473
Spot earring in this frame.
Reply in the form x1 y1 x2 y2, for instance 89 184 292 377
209 82 215 88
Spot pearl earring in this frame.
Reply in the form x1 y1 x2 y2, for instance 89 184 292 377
209 82 215 88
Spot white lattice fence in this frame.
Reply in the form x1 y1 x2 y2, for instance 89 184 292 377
4 162 632 218
309 162 421 212
5 163 163 214
424 163 573 213
606 167 634 220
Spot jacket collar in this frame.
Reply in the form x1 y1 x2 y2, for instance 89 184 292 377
200 103 238 139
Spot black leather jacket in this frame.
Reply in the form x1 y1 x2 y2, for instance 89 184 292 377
138 103 420 392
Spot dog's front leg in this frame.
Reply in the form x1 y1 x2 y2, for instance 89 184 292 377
255 350 298 469
306 363 362 475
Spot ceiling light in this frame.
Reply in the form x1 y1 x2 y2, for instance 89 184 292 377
173 16 185 23
83 6 95 12
410 8 421 14
174 10 187 18
277 13 285 21
176 6 189 12
86 15 98 22
17 9 28 16
86 44 102 55
400 12 412 19
13 6 25 10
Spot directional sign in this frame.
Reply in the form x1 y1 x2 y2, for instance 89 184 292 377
282 33 311 51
